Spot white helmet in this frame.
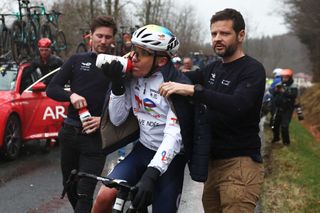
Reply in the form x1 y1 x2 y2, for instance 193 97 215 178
131 24 180 57
172 57 182 64
272 68 282 77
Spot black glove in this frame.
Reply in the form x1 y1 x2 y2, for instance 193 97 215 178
132 167 160 210
101 60 125 95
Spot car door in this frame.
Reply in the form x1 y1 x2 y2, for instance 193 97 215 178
20 68 69 140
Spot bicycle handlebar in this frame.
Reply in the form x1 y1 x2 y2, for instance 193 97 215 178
61 170 147 213
76 171 133 190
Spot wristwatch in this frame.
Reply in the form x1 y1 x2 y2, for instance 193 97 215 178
193 84 204 96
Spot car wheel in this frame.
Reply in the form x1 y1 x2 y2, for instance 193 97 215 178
2 115 22 160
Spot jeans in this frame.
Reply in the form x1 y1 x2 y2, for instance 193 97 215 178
273 109 294 144
58 124 106 213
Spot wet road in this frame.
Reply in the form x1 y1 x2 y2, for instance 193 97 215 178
0 141 70 213
0 141 204 213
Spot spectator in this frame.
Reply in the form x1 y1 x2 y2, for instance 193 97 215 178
270 68 298 145
180 56 200 72
172 56 182 70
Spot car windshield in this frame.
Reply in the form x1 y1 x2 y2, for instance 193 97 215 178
0 64 18 91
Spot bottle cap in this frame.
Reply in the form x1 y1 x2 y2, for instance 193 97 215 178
78 107 88 114
125 59 132 72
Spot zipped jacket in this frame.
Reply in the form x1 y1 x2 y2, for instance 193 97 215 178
102 62 208 182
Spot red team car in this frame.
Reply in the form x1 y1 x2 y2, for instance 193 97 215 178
0 60 68 160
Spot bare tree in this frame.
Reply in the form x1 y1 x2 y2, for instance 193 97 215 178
135 0 204 56
244 34 311 77
283 0 320 81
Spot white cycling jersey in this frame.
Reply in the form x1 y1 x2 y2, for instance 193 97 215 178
108 71 183 174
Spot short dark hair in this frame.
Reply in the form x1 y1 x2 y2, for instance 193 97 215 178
90 15 117 35
210 8 245 34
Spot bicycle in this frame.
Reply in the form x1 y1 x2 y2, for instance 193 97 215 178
76 29 91 53
29 3 46 38
11 0 38 63
0 14 13 57
61 169 148 213
40 10 67 57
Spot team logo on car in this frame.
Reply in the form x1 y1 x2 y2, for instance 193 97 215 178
43 106 67 120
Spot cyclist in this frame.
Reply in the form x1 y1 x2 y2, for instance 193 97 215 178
172 56 182 70
270 68 298 145
180 56 200 72
32 38 63 76
92 24 196 213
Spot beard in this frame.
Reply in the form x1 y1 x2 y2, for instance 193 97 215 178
213 41 238 58
93 44 114 54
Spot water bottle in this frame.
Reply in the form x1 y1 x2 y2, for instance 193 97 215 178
78 107 91 123
96 54 132 73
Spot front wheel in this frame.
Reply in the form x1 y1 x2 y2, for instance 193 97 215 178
0 29 11 56
1 115 22 160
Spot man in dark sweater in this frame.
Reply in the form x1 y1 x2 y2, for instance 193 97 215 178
160 8 265 212
46 16 117 213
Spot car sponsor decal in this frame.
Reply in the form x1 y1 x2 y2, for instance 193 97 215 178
42 106 67 120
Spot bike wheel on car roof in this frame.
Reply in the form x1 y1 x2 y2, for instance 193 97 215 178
0 28 11 56
40 23 52 40
11 20 23 63
1 114 22 161
76 42 87 53
25 20 38 59
11 20 29 63
53 30 67 57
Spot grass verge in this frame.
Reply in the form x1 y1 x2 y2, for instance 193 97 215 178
261 119 320 213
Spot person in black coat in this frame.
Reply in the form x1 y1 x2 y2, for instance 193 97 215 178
270 68 298 145
160 8 265 212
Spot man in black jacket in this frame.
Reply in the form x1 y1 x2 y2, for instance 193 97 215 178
160 8 265 212
46 16 117 213
270 68 297 145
